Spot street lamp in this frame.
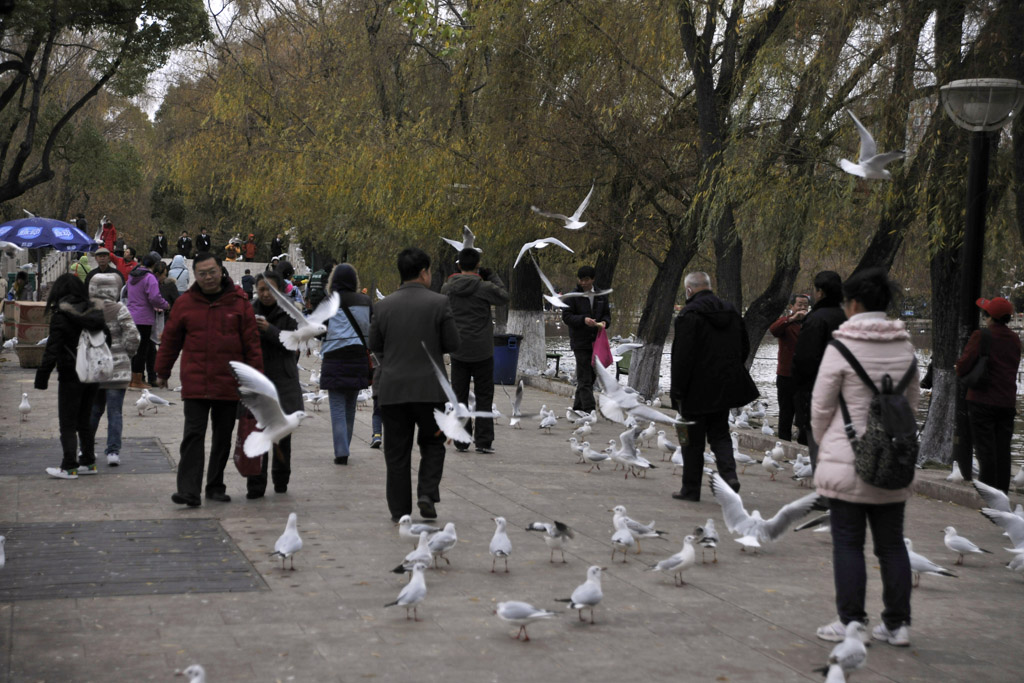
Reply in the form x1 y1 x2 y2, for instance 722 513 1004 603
940 78 1024 479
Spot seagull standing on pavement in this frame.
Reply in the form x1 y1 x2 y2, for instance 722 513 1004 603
651 535 697 586
555 565 604 623
385 562 428 620
397 515 440 546
489 517 512 573
427 522 458 567
656 430 678 461
526 520 574 562
611 505 667 553
904 538 957 586
269 512 303 570
174 664 206 682
814 621 867 678
19 393 30 421
393 531 433 574
694 519 719 563
495 601 558 642
943 526 992 565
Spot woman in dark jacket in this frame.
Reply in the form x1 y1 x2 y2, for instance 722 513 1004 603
35 274 109 479
321 264 372 465
956 297 1022 492
247 271 303 497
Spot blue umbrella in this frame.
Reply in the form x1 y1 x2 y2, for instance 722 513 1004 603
0 217 98 252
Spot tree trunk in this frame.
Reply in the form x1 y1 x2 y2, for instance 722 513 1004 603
918 244 961 464
742 245 802 367
629 222 698 397
507 258 544 374
713 203 743 309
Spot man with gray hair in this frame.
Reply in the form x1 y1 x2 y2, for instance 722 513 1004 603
669 272 759 502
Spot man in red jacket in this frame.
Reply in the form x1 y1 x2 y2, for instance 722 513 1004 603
155 252 263 506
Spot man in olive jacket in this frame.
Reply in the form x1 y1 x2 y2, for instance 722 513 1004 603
441 248 509 453
670 272 758 502
369 247 460 522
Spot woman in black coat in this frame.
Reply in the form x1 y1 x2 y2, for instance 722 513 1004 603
246 270 304 497
35 274 109 478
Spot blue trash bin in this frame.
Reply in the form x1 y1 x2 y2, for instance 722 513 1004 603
493 334 523 385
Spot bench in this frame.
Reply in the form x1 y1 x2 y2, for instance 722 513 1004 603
546 352 562 375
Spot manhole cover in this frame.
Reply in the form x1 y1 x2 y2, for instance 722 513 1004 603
0 437 173 475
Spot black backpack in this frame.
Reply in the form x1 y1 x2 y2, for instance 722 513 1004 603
830 340 919 490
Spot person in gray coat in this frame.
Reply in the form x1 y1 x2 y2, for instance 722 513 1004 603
369 247 460 522
441 248 509 453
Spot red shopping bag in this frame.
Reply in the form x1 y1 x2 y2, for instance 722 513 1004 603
592 327 613 368
233 409 264 476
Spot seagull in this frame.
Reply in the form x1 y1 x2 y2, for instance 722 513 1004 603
607 429 657 478
0 240 26 258
656 430 678 461
489 517 512 573
979 508 1024 551
946 461 965 484
505 380 524 428
581 442 610 472
761 452 784 480
421 342 494 442
1013 464 1024 490
269 286 339 352
651 536 697 586
427 522 458 567
531 183 594 230
385 562 428 621
972 480 1023 517
791 461 813 486
229 362 310 457
19 393 30 421
532 254 569 309
770 441 786 460
794 512 831 533
1008 553 1024 576
375 288 386 301
708 472 819 548
136 393 157 415
573 420 593 438
612 505 667 553
814 621 867 678
555 565 604 623
637 421 657 447
904 538 957 586
34 337 47 345
568 437 586 463
610 514 636 562
442 224 481 253
839 109 906 180
174 664 206 682
140 389 175 411
397 515 441 546
393 531 433 573
560 285 614 307
495 601 558 642
525 520 574 562
3 337 18 352
611 342 643 364
943 526 992 565
761 423 775 436
512 236 574 269
670 446 683 474
539 414 558 433
593 359 679 425
694 519 719 563
268 512 303 570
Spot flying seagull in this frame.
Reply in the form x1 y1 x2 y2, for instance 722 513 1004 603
532 254 569 309
531 183 595 230
839 109 906 180
513 236 574 269
229 361 311 457
442 224 481 253
269 286 339 352
421 341 494 442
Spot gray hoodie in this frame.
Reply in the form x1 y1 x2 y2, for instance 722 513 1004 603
89 273 141 388
169 254 190 293
441 271 509 362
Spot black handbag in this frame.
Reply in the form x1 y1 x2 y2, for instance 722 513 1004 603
960 328 990 389
339 297 374 385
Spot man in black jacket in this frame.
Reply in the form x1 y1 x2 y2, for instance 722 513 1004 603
177 231 193 258
670 272 759 501
150 230 167 257
196 228 212 254
561 265 611 413
791 270 845 468
441 248 509 453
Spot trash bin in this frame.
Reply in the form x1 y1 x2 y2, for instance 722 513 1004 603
493 334 523 385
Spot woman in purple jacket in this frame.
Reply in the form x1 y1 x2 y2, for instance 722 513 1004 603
125 253 169 388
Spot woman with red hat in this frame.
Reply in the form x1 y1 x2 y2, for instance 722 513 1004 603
956 296 1021 492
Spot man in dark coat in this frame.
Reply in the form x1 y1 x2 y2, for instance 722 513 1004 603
791 270 845 469
246 270 302 498
155 252 263 507
369 247 460 522
195 228 212 254
441 248 509 453
561 265 611 412
670 271 758 502
270 233 284 258
177 231 193 258
150 230 168 257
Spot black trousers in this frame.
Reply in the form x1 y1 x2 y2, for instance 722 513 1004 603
829 498 911 630
776 375 797 442
450 356 495 448
247 436 292 495
968 401 1015 492
381 402 446 519
573 349 596 412
178 399 238 498
58 378 99 470
679 410 737 499
131 324 152 374
794 388 814 452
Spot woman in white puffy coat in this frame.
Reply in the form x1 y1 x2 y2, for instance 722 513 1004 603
811 268 919 648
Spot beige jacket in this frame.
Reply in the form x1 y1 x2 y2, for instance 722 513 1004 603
812 312 920 504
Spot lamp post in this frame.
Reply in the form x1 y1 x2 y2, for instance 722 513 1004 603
940 78 1024 478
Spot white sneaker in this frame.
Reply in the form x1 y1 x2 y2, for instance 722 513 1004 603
107 453 120 467
77 464 99 475
46 467 78 480
872 623 910 647
816 619 871 643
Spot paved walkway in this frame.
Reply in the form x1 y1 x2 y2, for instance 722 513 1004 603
0 359 1021 682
